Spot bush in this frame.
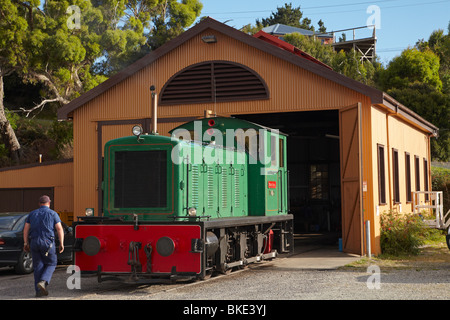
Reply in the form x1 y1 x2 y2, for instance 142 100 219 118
380 210 425 256
431 166 449 214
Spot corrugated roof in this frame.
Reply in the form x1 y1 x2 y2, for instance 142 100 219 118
262 24 333 38
253 30 332 70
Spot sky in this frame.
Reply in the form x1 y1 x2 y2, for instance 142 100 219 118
195 0 450 65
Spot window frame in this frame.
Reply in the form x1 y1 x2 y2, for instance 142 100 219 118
405 152 411 203
392 148 400 204
415 155 420 192
377 144 387 205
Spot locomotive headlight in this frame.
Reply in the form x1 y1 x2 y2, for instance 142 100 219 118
85 208 94 216
188 207 197 217
132 125 143 137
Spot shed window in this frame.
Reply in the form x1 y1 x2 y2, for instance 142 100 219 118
405 152 411 202
310 164 328 200
424 158 429 201
415 155 420 191
160 61 269 105
377 144 386 205
392 149 400 204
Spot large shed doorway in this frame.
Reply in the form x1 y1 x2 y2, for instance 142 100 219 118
234 110 342 245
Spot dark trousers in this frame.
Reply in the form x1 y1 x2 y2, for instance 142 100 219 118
30 239 57 293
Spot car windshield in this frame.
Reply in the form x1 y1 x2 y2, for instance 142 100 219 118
0 215 24 231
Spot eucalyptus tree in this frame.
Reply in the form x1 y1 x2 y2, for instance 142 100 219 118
0 0 202 164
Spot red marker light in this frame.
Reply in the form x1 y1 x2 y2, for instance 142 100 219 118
208 119 215 127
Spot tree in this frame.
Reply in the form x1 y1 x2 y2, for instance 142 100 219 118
283 32 334 65
388 83 449 161
378 39 450 161
0 0 202 166
20 0 120 115
240 2 326 35
416 25 450 94
377 48 442 92
282 32 381 87
148 0 203 51
0 0 30 162
93 0 202 75
256 2 316 30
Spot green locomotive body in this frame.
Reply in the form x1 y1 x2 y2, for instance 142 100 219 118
103 116 289 221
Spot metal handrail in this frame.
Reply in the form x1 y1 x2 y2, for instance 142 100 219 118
412 191 445 229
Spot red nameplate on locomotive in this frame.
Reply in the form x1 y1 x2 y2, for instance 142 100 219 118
268 181 277 188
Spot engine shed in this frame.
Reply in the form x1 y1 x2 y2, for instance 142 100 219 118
1 18 437 256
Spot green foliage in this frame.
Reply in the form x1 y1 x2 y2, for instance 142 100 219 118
387 83 450 161
14 118 72 162
0 0 202 166
148 0 203 51
48 120 73 159
0 0 29 68
431 166 450 214
283 33 334 65
377 26 450 161
0 109 19 158
378 48 442 92
242 3 326 35
5 109 19 130
417 28 450 94
283 33 381 87
380 210 425 256
256 2 319 31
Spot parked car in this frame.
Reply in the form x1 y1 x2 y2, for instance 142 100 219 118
0 212 74 274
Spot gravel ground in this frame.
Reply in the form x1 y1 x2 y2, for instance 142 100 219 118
1 244 449 302
142 262 450 300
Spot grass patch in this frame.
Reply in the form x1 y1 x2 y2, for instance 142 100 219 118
343 233 450 271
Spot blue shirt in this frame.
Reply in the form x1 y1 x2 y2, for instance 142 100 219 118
26 206 61 241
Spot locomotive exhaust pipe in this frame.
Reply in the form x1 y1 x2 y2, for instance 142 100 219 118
150 85 158 134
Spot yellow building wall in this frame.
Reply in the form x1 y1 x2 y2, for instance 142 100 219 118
370 106 431 253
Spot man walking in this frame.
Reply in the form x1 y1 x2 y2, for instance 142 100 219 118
23 195 64 297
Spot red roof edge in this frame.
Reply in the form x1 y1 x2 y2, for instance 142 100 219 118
253 30 333 70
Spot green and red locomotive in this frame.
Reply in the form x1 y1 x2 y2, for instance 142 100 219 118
74 116 293 282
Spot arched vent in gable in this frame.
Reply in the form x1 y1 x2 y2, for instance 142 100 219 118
160 61 269 105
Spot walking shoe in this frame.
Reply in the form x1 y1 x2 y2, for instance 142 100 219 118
35 290 47 298
37 281 48 296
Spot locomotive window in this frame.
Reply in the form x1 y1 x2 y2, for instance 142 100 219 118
271 135 277 167
279 138 284 168
114 150 167 208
